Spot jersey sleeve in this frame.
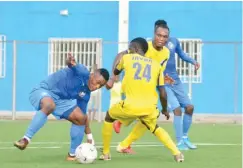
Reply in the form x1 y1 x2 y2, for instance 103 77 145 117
158 66 165 86
175 38 196 65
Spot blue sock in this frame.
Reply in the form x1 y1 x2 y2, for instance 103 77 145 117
173 115 183 143
183 113 192 137
69 124 85 155
25 110 48 139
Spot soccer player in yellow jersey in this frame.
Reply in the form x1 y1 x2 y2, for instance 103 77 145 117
101 37 184 162
146 40 170 71
106 22 172 153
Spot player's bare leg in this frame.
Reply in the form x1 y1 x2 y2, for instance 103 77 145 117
173 107 189 151
66 107 87 161
14 97 55 150
183 105 197 149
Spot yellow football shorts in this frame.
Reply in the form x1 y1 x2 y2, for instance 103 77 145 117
108 101 159 132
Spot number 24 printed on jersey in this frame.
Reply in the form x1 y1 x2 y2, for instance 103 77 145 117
133 62 151 82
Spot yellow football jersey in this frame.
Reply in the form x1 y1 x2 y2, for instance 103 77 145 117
116 53 164 110
145 41 170 71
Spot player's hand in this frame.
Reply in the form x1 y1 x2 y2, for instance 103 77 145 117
194 62 200 70
106 77 115 90
87 139 95 145
87 134 95 145
164 74 175 85
162 109 170 120
66 53 76 67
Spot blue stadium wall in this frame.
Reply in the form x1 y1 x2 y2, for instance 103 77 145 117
0 1 241 114
0 1 119 113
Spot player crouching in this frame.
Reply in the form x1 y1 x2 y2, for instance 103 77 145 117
14 54 109 161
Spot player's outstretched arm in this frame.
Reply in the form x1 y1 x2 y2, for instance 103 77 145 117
66 53 90 76
106 50 128 90
85 116 95 145
76 99 95 145
158 86 170 120
107 57 124 88
158 68 170 120
175 38 200 70
111 50 128 73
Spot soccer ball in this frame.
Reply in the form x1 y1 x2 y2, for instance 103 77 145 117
75 143 97 164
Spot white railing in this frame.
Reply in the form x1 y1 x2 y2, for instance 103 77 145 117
176 39 202 84
0 35 6 78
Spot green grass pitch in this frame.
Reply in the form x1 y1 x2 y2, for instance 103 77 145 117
0 121 241 168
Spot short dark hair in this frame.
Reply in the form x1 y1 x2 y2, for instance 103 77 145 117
154 19 170 31
131 37 148 54
98 68 110 81
154 19 167 27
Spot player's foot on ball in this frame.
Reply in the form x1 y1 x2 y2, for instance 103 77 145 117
177 141 189 151
116 144 135 154
66 153 76 161
113 121 122 134
14 138 29 150
183 137 197 149
174 153 184 162
99 153 111 161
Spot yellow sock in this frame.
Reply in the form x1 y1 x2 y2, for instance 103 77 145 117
120 121 147 148
154 127 180 155
102 121 113 154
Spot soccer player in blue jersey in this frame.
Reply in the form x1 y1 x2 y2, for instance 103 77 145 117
14 54 109 160
156 20 200 150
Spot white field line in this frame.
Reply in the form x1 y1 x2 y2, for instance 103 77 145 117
0 146 60 150
0 141 241 145
0 142 241 150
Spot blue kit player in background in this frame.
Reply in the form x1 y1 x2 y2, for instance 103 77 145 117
14 54 109 161
155 20 200 150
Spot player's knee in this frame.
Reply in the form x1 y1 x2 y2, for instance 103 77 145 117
69 107 87 125
75 115 87 125
40 97 56 115
173 107 182 116
185 105 194 115
105 111 116 123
